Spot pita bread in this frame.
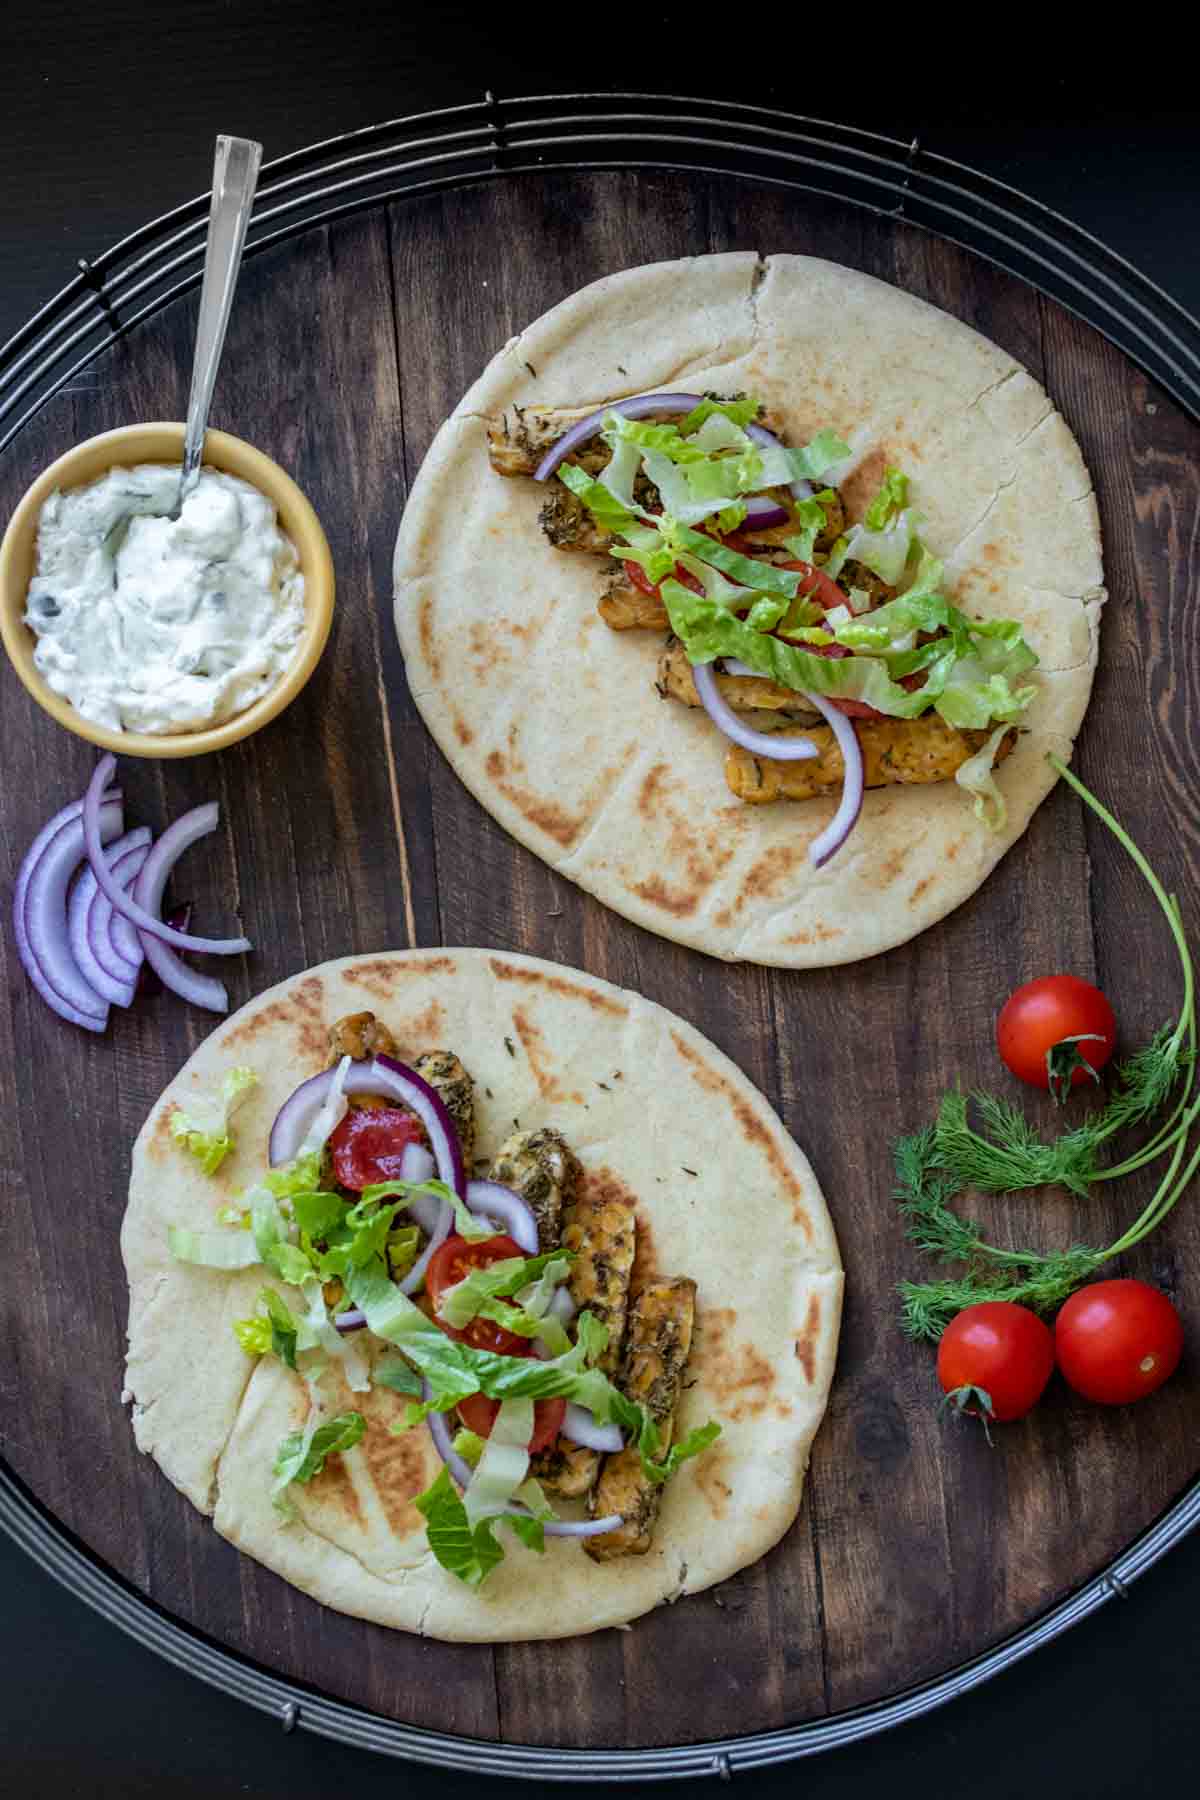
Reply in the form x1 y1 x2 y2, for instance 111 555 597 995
393 253 1104 967
122 949 842 1640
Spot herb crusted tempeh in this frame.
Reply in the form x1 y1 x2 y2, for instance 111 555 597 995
326 1010 400 1065
413 1051 477 1171
726 720 1017 804
488 1127 581 1253
585 1278 698 1560
657 641 803 712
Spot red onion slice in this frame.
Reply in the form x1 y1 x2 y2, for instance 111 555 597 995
800 690 865 867
692 661 819 762
334 1308 368 1334
83 757 251 955
740 495 791 529
67 829 150 1008
532 392 708 482
397 1195 452 1297
132 804 230 1014
268 1056 468 1204
547 1287 576 1327
86 833 152 981
423 1386 623 1537
15 800 124 1031
401 1142 436 1185
562 1403 624 1453
463 1180 539 1254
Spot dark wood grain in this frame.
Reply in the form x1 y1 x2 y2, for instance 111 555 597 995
1 169 1196 1750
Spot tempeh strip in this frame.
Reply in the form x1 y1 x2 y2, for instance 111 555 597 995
584 1278 697 1560
487 1127 580 1253
726 720 1016 804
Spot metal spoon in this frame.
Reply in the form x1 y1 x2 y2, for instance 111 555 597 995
174 133 262 516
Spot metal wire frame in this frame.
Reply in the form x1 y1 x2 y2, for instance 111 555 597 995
2 91 1199 1777
3 92 1200 457
2 1456 1198 1779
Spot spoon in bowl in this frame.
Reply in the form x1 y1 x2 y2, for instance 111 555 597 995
173 133 262 517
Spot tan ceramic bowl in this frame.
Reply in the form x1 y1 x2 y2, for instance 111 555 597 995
0 423 335 758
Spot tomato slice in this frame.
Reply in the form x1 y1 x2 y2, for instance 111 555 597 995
329 1105 425 1191
457 1390 568 1454
773 558 849 615
623 559 704 600
426 1234 530 1356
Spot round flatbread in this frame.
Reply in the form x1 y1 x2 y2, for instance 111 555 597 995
393 253 1105 967
122 949 842 1641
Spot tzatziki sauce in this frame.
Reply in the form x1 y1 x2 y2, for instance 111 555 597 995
24 463 307 735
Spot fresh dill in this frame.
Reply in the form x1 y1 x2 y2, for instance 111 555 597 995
897 756 1200 1341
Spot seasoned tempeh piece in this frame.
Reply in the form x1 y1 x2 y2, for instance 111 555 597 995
326 1010 400 1065
488 1127 581 1254
486 407 606 478
726 720 1016 804
530 1175 638 1500
537 483 613 555
585 1278 697 1560
413 1051 477 1171
599 580 668 631
657 641 804 712
561 1182 636 1375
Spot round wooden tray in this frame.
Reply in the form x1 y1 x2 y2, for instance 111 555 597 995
2 101 1198 1776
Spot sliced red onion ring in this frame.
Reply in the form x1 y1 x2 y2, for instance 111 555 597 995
269 1056 466 1200
562 1403 625 1454
67 829 150 1008
132 804 229 1014
800 690 865 867
401 1142 436 1185
15 798 124 1031
334 1308 368 1334
744 418 813 502
423 1384 624 1537
692 661 819 762
83 756 251 955
86 833 152 983
463 1180 539 1254
398 1195 452 1296
740 495 790 530
532 392 707 483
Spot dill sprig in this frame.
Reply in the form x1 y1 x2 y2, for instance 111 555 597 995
897 756 1198 1341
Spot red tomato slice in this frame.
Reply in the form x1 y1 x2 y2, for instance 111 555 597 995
773 558 849 615
623 559 703 600
457 1390 567 1454
329 1106 425 1192
425 1234 530 1355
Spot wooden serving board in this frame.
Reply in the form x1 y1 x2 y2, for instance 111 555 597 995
1 171 1197 1751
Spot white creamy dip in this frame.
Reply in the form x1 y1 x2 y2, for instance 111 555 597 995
25 463 307 734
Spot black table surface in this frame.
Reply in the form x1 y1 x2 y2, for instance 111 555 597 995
2 8 1197 1796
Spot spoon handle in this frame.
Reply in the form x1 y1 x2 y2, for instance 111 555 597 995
179 134 262 504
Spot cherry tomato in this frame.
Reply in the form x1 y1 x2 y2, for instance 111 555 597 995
623 560 703 600
425 1234 530 1356
997 976 1117 1102
1055 1280 1183 1405
937 1302 1055 1426
457 1390 567 1454
329 1105 425 1191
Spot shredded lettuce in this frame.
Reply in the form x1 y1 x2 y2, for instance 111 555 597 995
168 1067 258 1176
413 1466 507 1586
783 489 836 563
557 462 638 535
233 1287 299 1367
166 1224 263 1270
435 1251 572 1331
462 1396 534 1528
954 722 1013 829
754 428 851 488
863 466 909 530
272 1404 365 1515
679 394 761 432
641 1420 724 1487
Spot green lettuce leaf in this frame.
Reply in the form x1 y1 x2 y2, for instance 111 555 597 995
755 429 851 487
436 1251 572 1330
462 1396 534 1527
167 1224 262 1270
641 1420 724 1486
374 1357 424 1398
272 1409 365 1512
954 722 1014 830
168 1066 258 1176
863 466 909 530
679 394 761 432
251 1191 314 1288
557 462 637 535
413 1466 506 1586
233 1287 299 1368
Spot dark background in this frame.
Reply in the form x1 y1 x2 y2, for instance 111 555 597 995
2 5 1197 1795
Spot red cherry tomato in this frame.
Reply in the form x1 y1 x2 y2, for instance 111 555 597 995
457 1390 567 1454
329 1105 425 1192
425 1235 530 1355
997 976 1117 1102
1055 1280 1183 1405
937 1302 1056 1425
623 560 703 600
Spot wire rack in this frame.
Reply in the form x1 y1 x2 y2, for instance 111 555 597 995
2 90 1199 1778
